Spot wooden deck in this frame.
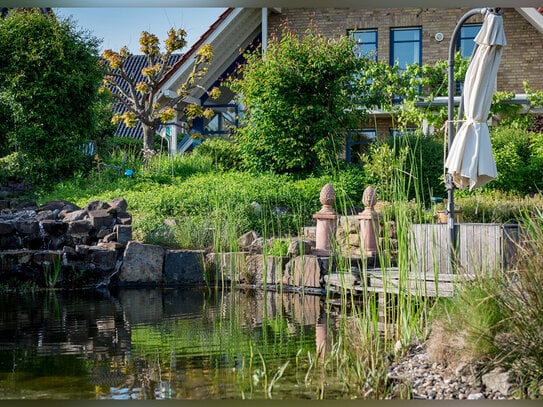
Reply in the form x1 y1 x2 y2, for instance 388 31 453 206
324 268 476 297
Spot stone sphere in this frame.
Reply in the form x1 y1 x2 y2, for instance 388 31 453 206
319 183 336 206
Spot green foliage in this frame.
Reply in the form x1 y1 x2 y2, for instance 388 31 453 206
192 137 243 171
491 81 543 130
230 27 365 174
362 132 443 204
0 9 103 187
355 52 470 129
488 126 543 194
491 212 543 396
430 213 543 397
431 276 506 363
0 152 22 185
39 150 369 250
43 256 62 289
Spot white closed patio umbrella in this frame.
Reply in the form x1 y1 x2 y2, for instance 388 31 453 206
445 10 507 191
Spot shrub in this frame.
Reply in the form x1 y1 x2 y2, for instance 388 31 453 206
192 137 242 171
362 132 443 204
229 27 365 174
0 9 103 187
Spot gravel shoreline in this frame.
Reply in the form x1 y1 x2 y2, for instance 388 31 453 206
387 342 510 400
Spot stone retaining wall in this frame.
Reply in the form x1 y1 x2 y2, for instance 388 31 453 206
0 199 332 290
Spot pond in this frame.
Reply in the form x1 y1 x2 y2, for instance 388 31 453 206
0 287 359 400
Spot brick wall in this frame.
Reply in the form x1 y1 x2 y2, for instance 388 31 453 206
268 8 543 93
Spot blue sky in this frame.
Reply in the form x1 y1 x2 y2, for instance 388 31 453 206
54 8 226 53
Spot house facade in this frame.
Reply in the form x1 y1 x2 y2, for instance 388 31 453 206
133 7 543 159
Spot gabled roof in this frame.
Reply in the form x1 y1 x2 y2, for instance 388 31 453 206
516 7 543 35
156 8 263 102
157 8 235 89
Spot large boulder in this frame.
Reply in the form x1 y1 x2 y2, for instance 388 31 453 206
164 250 206 286
283 255 324 288
118 241 164 285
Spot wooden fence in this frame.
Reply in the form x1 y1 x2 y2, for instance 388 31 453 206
410 223 521 276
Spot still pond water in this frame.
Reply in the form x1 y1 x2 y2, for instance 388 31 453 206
0 288 352 400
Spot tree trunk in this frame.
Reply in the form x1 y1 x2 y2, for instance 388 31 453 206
142 123 155 151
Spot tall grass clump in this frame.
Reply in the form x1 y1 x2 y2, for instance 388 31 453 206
489 211 543 397
363 134 433 346
428 211 543 398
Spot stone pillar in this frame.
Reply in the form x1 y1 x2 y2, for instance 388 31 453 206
312 183 337 256
357 186 380 257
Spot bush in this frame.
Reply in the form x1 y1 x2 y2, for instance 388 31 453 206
192 137 242 171
0 10 103 187
229 27 364 175
489 126 534 193
363 132 443 204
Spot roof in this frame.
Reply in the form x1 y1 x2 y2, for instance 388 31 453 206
157 8 235 89
156 8 263 102
112 53 182 139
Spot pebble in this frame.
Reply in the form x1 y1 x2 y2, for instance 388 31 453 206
387 343 513 400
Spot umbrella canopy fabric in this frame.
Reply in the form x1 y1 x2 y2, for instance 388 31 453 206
445 10 507 191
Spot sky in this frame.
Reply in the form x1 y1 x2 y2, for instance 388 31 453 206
54 8 227 53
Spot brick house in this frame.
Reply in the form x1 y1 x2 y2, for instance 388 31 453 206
150 7 543 159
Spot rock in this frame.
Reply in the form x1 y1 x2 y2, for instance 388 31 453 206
68 220 93 235
301 226 316 241
101 232 117 243
116 212 132 225
205 252 247 283
40 220 68 237
88 246 118 271
38 200 77 213
96 227 112 239
338 215 359 234
283 255 322 288
287 239 313 257
36 210 57 221
0 249 33 272
61 209 88 222
107 197 128 214
246 254 288 285
238 230 259 249
164 250 206 285
482 368 512 396
114 224 132 246
88 209 115 229
0 221 15 235
467 393 485 400
96 242 124 250
84 200 111 212
14 220 40 235
119 241 164 285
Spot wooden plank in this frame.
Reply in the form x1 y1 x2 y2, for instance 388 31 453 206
365 270 474 282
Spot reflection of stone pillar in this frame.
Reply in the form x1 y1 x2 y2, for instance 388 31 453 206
357 186 380 257
312 184 338 256
315 308 330 362
316 323 327 360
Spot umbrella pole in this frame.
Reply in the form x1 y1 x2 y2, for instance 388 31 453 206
447 7 484 272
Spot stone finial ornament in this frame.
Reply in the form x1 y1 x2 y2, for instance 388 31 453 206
357 185 380 257
313 183 338 254
319 183 336 214
362 186 377 210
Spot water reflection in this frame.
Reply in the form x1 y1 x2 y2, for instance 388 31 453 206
0 288 338 399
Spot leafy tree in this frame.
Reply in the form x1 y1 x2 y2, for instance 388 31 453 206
0 9 103 185
229 28 369 175
101 30 220 152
